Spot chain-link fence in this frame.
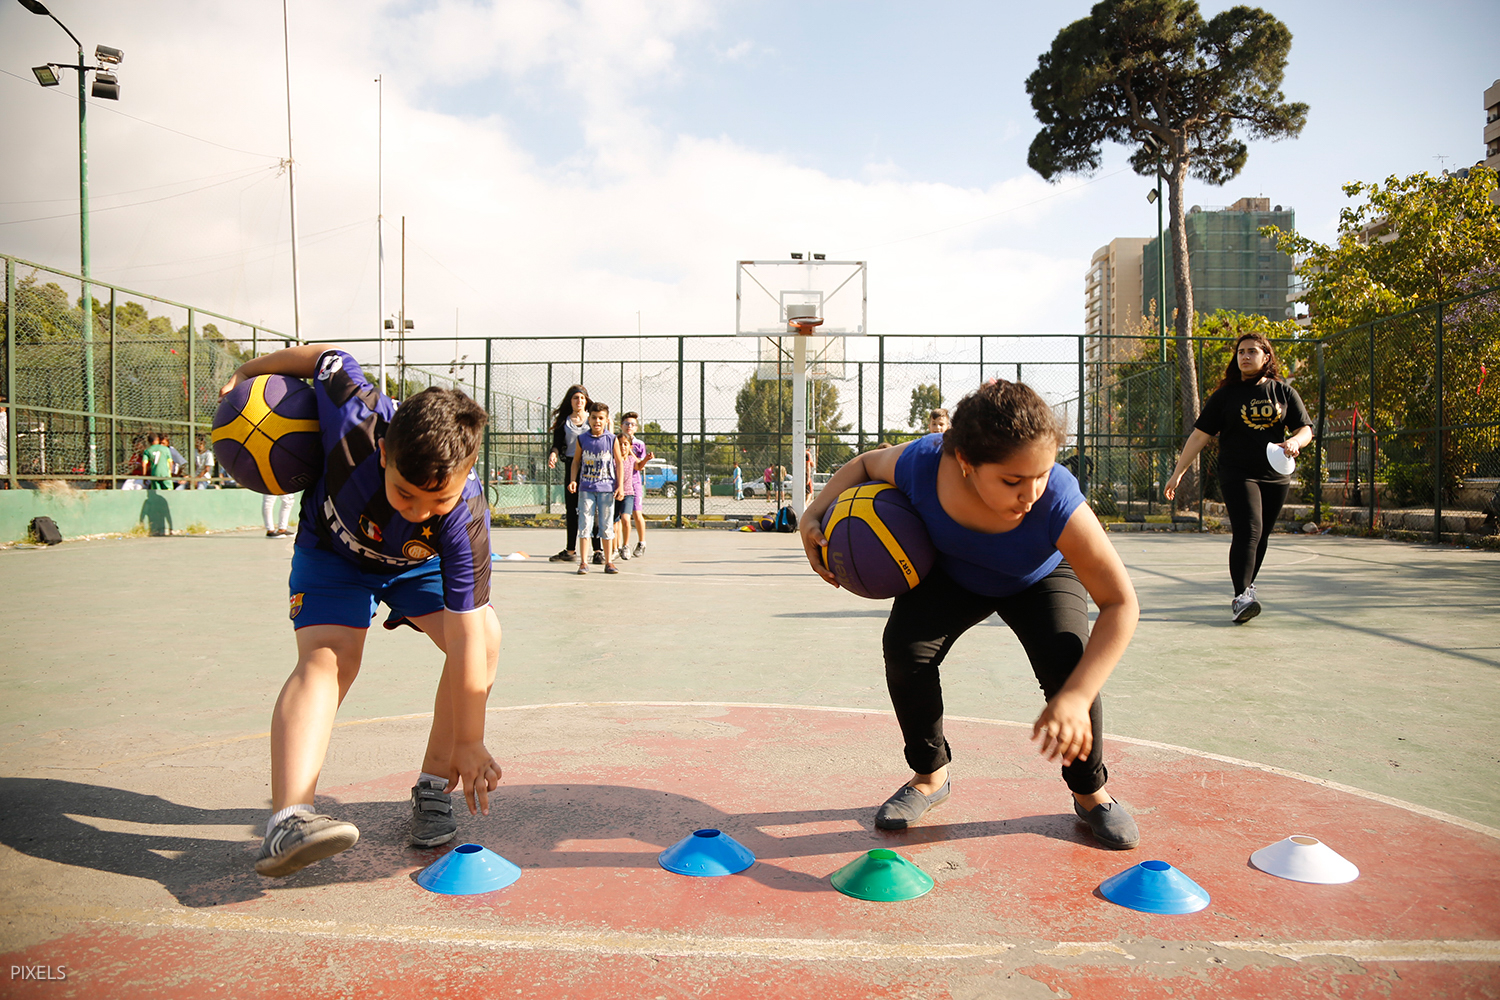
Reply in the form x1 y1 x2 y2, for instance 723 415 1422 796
4 254 1495 539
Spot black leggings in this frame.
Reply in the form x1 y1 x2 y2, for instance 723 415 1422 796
1219 478 1289 596
881 563 1107 795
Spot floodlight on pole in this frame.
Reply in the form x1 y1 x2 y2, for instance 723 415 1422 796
16 0 124 476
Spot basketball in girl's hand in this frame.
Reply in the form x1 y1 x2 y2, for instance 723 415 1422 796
820 482 935 599
212 374 322 495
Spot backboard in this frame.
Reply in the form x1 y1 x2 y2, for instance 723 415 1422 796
736 259 866 337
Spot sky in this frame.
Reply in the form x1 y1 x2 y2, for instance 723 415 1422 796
2 0 1497 369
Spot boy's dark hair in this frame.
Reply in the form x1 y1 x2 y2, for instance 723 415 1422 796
147 432 160 444
944 380 1065 466
620 411 639 425
929 408 950 421
587 401 611 417
384 387 488 489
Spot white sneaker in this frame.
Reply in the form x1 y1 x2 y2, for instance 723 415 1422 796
633 542 645 557
618 547 631 561
1231 591 1261 624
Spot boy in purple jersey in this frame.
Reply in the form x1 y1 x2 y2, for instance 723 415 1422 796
219 344 502 878
568 401 626 574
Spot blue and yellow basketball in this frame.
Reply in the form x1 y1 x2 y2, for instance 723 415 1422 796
211 374 321 495
820 482 936 599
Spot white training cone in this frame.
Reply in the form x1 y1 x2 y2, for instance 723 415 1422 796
1250 835 1359 884
1266 442 1296 475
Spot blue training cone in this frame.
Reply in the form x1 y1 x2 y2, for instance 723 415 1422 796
1099 859 1210 914
658 829 755 877
415 843 522 895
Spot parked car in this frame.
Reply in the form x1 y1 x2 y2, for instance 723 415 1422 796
641 460 683 498
740 471 832 499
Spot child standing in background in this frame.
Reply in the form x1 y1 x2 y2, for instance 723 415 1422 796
569 402 626 575
615 412 652 560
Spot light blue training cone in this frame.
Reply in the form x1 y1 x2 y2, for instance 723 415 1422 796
415 843 522 895
1099 859 1210 914
658 829 755 877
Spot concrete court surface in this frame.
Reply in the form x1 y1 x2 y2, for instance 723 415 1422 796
0 527 1497 997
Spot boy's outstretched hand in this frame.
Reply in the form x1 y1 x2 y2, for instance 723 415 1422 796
1031 691 1092 766
447 740 502 816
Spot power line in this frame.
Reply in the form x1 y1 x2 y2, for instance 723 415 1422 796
0 165 273 207
0 67 281 161
0 165 280 227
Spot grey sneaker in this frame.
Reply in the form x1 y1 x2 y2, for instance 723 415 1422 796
1231 591 1261 623
409 780 457 847
1073 799 1140 850
874 780 950 831
633 541 645 557
617 547 631 561
255 812 359 877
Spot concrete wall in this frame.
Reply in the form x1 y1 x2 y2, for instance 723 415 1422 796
0 487 291 541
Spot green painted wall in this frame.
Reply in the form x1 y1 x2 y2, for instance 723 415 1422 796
0 488 296 541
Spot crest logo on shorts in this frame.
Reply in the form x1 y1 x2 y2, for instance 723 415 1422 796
289 593 304 620
359 514 383 543
402 539 435 561
316 353 344 381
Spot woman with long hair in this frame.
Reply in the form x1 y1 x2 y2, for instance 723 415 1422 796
546 384 598 563
1165 332 1314 623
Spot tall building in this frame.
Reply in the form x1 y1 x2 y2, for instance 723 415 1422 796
1084 237 1149 370
1484 80 1499 206
1141 198 1295 323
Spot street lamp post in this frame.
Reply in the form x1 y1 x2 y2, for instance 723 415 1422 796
19 0 123 476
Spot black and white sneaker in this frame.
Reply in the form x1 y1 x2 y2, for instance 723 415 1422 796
255 812 359 877
409 780 457 847
633 541 645 557
1231 591 1261 623
592 550 605 565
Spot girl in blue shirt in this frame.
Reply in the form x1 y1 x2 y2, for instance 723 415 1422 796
800 380 1141 849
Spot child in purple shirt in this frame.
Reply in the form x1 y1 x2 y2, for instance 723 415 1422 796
568 402 627 574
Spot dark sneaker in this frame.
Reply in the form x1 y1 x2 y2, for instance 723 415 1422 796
1073 799 1140 850
874 780 950 830
592 551 605 565
409 781 457 848
255 812 359 877
547 549 574 563
265 530 279 537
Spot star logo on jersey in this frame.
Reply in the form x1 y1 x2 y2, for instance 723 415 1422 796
316 352 344 381
420 525 433 539
358 515 383 543
289 593 304 620
402 539 435 561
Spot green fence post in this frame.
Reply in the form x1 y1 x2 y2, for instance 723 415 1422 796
675 337 684 527
877 336 885 445
483 338 492 493
186 308 196 456
1368 319 1376 531
699 360 706 518
108 286 117 487
1076 336 1087 499
1313 340 1325 524
545 362 553 514
5 257 14 490
857 361 864 452
1433 302 1444 543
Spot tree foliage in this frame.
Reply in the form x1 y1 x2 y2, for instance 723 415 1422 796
907 383 942 429
1026 0 1308 481
734 374 853 473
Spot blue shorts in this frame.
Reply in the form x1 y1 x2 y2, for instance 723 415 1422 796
618 493 637 518
288 545 445 631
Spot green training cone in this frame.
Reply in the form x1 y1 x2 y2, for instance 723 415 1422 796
829 848 934 901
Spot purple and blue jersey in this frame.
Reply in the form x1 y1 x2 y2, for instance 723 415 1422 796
576 430 617 493
294 350 491 615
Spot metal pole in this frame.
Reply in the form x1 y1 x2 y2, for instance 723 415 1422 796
376 74 385 391
483 338 492 490
877 336 885 445
1313 340 1325 524
76 43 96 475
792 333 807 517
1433 303 1444 543
776 342 784 506
978 335 984 388
108 286 116 486
399 216 406 390
699 360 706 518
186 308 195 456
545 362 553 514
675 337 684 527
1368 319 1376 530
1157 167 1167 357
5 257 16 489
1076 336 1087 498
857 361 864 451
281 0 303 340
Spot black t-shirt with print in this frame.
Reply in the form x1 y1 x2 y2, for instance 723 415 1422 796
1194 377 1312 483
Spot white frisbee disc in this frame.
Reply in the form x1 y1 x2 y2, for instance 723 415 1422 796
1266 442 1296 475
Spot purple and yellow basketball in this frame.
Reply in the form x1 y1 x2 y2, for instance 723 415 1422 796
211 374 321 495
820 482 935 599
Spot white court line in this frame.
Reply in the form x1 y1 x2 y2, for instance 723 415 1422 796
91 700 1500 841
13 903 1499 965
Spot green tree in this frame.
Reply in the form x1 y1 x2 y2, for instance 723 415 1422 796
734 375 853 475
1265 168 1500 497
1026 0 1308 503
907 383 942 429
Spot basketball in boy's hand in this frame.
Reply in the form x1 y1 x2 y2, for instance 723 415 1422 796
212 374 322 495
820 482 935 599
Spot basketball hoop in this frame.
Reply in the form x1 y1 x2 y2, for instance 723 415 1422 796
786 304 823 335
